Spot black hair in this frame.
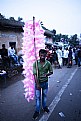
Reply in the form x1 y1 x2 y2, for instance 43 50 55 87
2 44 5 47
39 49 47 55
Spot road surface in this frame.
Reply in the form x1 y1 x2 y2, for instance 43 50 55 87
0 65 81 121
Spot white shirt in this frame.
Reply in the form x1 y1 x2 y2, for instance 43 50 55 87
63 49 69 58
57 49 62 65
57 49 62 59
8 47 15 56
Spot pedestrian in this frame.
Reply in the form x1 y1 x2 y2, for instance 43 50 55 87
62 47 69 66
75 47 78 65
67 47 72 68
52 48 58 68
57 46 62 68
46 48 51 62
33 49 53 120
77 46 81 67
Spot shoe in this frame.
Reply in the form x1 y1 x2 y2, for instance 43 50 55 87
43 107 50 113
32 111 39 120
67 66 71 68
58 65 62 69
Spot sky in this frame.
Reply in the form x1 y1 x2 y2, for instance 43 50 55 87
0 0 81 36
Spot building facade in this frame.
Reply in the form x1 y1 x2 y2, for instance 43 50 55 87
0 15 54 56
0 16 24 55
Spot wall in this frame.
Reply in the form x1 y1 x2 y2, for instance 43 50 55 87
0 31 23 54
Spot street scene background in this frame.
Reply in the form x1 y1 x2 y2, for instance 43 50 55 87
0 64 81 121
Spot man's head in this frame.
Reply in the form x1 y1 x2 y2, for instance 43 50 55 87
2 44 5 48
39 49 47 62
10 45 14 49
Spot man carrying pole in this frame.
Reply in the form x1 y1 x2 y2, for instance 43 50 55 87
33 17 53 120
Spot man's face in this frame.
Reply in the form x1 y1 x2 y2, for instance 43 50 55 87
11 45 14 49
39 53 46 62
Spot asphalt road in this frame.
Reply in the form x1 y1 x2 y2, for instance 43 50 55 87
0 65 81 121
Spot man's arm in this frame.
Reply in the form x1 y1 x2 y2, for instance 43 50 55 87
46 71 53 77
46 61 53 77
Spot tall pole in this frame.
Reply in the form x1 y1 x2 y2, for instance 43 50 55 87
33 16 39 78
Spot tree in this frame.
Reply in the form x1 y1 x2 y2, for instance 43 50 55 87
52 29 56 35
54 34 62 42
69 34 79 47
0 13 5 19
18 17 23 21
9 17 15 21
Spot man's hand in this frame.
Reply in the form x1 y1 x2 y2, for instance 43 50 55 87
37 84 41 90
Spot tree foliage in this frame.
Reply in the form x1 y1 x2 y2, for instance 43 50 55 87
18 17 23 21
9 17 15 21
53 33 68 43
0 13 5 19
69 34 79 47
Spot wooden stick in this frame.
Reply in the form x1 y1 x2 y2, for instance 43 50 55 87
33 16 39 79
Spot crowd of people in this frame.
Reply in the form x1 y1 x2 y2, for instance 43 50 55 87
45 45 81 68
0 43 81 69
32 45 81 120
0 43 81 120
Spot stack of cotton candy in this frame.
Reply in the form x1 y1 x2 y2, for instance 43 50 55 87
22 19 45 102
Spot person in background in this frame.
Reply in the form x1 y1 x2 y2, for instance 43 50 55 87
62 47 69 66
52 48 58 68
75 47 78 65
45 48 51 63
1 44 9 67
67 47 72 68
8 45 19 65
57 46 62 69
33 49 53 120
77 46 81 67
